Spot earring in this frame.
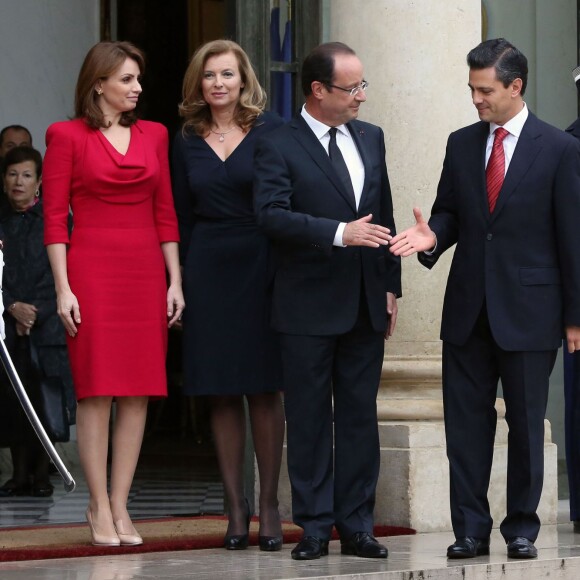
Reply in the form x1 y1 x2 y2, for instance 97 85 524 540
35 189 40 197
96 88 103 95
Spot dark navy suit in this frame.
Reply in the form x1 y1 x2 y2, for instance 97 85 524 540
419 112 580 541
254 114 401 539
563 117 580 522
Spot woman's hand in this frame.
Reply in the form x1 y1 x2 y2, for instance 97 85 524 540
15 321 30 336
166 283 185 328
8 301 38 329
56 289 81 337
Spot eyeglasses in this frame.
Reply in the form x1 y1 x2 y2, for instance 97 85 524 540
325 80 369 97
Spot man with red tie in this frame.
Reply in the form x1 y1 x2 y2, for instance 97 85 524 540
390 38 580 560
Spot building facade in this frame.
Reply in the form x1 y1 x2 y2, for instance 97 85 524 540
0 0 577 531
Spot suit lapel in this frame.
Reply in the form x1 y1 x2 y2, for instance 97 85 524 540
290 115 357 212
491 114 542 220
469 122 491 220
347 121 372 208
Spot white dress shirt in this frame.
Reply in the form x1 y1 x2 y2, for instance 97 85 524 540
425 103 529 257
301 106 365 246
486 103 529 172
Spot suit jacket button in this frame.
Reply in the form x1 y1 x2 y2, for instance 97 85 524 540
486 233 493 241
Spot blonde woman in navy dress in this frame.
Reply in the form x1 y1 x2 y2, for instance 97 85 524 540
172 40 285 551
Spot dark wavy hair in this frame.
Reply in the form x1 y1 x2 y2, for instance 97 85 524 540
467 38 528 96
1 146 42 179
75 41 145 128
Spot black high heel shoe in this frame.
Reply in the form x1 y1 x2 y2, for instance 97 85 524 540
258 535 283 551
258 506 283 551
224 499 251 550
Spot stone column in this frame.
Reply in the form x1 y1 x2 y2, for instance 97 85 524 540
326 0 557 532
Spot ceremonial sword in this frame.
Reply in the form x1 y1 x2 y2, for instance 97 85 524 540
0 253 76 492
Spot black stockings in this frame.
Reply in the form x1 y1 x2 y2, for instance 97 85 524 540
210 392 285 536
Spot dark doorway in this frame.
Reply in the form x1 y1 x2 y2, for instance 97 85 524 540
117 0 188 137
116 0 227 137
115 0 227 465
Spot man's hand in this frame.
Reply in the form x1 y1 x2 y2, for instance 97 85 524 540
8 302 38 329
389 207 436 257
566 325 580 353
343 214 391 247
385 292 398 339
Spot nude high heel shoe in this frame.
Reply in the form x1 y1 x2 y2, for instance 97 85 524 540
114 519 143 546
86 509 121 546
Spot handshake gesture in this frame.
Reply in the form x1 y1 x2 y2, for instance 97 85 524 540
388 207 436 257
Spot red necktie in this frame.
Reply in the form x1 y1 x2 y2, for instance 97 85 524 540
486 127 509 213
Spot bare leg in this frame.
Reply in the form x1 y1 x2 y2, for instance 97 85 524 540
109 396 148 533
210 395 248 535
247 392 285 537
77 396 116 537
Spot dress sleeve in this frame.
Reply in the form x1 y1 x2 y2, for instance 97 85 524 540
171 131 194 263
153 124 180 243
43 123 74 245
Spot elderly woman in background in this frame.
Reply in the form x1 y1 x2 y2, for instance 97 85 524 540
43 41 184 546
0 125 33 212
0 146 74 497
172 39 285 551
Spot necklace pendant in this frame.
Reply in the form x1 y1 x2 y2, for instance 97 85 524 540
219 134 225 142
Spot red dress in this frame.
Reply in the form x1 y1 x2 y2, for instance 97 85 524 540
43 119 179 399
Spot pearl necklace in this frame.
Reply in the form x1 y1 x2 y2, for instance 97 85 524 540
210 126 237 142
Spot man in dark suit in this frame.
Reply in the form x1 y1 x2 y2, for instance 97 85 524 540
254 42 401 560
563 65 580 533
390 38 580 560
0 125 32 158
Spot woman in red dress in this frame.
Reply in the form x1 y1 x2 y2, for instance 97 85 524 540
43 41 184 546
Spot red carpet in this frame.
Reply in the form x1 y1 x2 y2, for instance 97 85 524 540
0 515 415 562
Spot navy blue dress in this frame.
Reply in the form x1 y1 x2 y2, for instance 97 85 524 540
172 111 284 395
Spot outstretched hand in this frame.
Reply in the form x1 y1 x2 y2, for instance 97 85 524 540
388 207 436 257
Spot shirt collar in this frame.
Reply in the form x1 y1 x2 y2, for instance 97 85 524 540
301 105 349 140
490 102 528 138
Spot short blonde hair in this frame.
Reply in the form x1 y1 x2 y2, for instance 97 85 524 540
179 40 266 136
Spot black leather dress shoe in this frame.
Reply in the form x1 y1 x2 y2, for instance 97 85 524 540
340 532 388 558
291 536 329 560
0 479 30 497
506 537 537 559
32 481 54 497
259 535 283 551
447 537 490 559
